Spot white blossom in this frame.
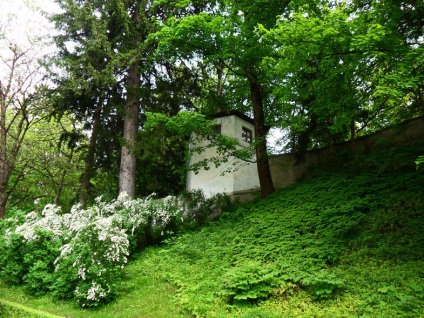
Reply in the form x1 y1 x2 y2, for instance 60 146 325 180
3 191 194 306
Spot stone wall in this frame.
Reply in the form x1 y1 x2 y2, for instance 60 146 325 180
270 116 424 189
232 116 424 201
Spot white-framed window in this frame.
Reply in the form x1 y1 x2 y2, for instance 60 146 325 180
242 127 252 143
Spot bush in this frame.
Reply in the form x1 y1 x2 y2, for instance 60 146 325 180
0 190 230 307
179 190 233 227
220 261 280 303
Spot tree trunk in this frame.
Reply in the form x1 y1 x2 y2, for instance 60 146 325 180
0 83 7 218
80 103 102 205
54 170 67 206
119 62 140 198
0 195 6 219
246 75 275 198
328 131 334 153
350 119 357 152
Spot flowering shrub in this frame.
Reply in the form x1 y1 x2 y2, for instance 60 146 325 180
0 191 230 307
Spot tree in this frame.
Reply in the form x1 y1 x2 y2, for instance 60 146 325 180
7 116 84 210
51 0 212 200
51 0 147 199
259 1 423 157
154 0 300 198
50 0 125 204
0 40 49 218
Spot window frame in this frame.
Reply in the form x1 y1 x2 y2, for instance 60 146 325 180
242 126 253 144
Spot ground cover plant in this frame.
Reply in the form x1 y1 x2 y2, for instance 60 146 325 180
132 143 424 317
0 143 423 317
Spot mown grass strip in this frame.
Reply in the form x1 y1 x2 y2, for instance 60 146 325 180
0 299 66 318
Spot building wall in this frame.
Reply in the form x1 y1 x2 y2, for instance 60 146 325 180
187 115 260 197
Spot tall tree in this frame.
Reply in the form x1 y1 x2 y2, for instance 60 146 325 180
260 1 423 156
52 0 214 200
51 0 161 199
51 0 126 203
154 0 296 198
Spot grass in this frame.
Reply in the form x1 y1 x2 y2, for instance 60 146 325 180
0 299 64 317
1 143 424 317
0 269 185 318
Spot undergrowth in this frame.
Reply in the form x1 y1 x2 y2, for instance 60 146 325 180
134 143 424 317
0 143 423 317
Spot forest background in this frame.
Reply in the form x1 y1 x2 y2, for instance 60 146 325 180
0 0 423 217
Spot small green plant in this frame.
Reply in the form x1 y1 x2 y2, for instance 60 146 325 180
416 155 424 170
301 270 344 299
220 262 280 303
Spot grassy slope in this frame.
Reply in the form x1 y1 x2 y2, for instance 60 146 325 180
1 143 424 317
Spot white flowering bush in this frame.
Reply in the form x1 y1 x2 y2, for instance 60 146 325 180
0 191 231 307
0 205 64 291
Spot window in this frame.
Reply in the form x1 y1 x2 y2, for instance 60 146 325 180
242 127 252 143
212 125 221 134
208 125 221 140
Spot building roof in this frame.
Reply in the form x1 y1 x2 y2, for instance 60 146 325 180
207 110 254 125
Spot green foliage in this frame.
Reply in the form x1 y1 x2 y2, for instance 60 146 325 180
124 143 424 317
145 111 256 175
22 229 61 296
0 299 64 318
416 155 424 169
0 190 231 308
258 2 424 154
7 116 84 212
220 262 279 303
0 232 28 285
0 303 44 318
178 190 233 227
0 143 424 317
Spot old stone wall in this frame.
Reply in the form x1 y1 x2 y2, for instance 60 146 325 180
270 116 424 189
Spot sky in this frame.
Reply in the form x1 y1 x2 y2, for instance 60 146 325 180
0 0 59 44
0 0 60 92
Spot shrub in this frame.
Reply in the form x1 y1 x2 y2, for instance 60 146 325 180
179 190 233 227
0 190 230 307
220 262 280 303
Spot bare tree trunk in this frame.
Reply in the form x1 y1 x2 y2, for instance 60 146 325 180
0 82 7 218
246 75 275 199
119 61 140 198
80 103 102 205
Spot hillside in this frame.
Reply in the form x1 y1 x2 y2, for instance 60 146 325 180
1 142 424 317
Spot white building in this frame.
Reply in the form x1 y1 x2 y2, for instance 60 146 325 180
186 110 260 197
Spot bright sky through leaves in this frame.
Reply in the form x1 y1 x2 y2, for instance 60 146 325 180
0 0 59 42
0 0 59 70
